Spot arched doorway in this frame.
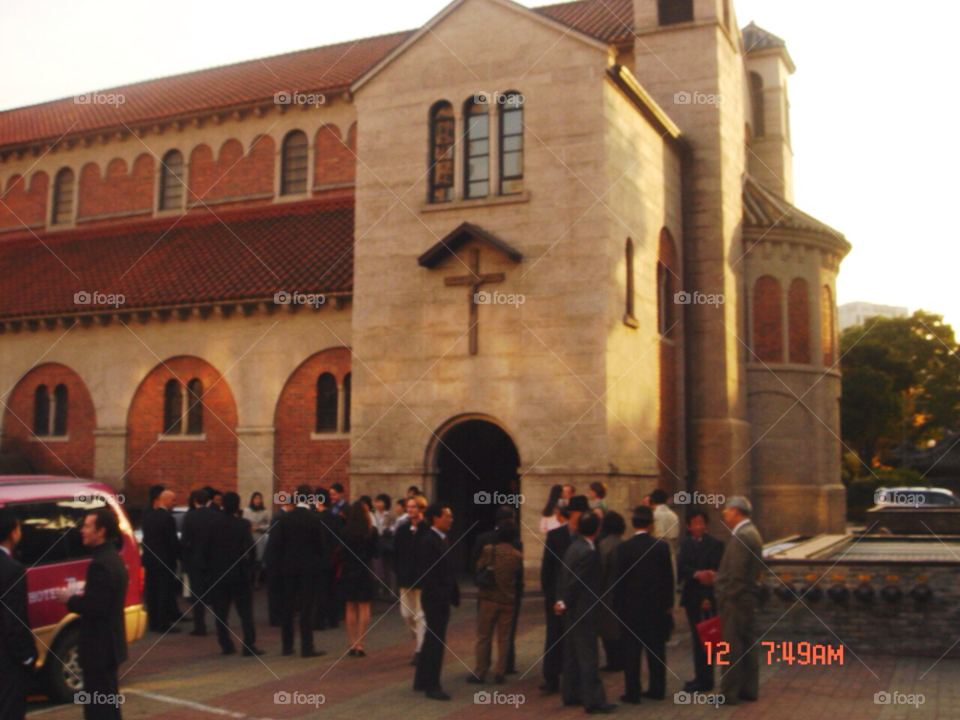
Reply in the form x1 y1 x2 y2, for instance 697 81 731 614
428 416 520 571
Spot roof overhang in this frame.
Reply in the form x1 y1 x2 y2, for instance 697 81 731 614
418 221 523 268
605 64 684 149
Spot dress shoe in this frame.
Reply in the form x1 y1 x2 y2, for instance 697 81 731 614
642 691 664 700
348 649 357 657
619 694 640 705
494 674 506 684
425 690 451 701
242 647 264 657
282 649 295 656
585 703 618 714
466 674 485 684
301 650 327 658
189 630 207 637
539 683 559 694
222 646 237 656
739 694 758 702
562 700 581 707
355 649 367 657
410 652 420 667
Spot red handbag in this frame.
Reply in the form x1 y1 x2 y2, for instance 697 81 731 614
696 613 722 650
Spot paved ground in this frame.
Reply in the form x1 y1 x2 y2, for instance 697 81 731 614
26 588 950 719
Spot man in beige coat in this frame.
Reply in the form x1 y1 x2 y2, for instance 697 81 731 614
700 496 764 705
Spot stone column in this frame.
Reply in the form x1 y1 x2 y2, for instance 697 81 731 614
236 426 276 509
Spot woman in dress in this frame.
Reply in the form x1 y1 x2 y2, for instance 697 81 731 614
242 491 270 589
341 500 379 656
540 484 564 535
589 481 609 517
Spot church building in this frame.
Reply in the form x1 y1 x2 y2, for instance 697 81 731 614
0 0 851 566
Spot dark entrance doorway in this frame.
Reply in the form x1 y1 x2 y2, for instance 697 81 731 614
433 419 520 572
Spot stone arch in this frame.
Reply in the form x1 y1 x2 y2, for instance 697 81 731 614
1 363 96 477
273 347 352 494
125 356 238 507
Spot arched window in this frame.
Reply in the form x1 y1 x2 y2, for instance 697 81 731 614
342 372 352 433
281 130 309 195
821 285 836 366
163 379 183 435
624 238 636 325
429 102 455 203
464 99 490 199
788 278 811 364
316 373 338 433
186 378 203 435
658 0 693 26
750 72 765 138
159 150 184 211
53 384 68 436
52 168 74 225
657 262 671 335
33 385 50 436
499 92 524 195
752 276 783 362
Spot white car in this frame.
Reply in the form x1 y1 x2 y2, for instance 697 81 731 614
873 486 959 509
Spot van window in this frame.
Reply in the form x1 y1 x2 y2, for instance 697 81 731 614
8 497 111 566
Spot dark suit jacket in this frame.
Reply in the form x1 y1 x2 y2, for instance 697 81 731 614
181 505 219 573
141 506 180 570
557 536 602 623
540 523 575 603
67 542 128 670
0 550 35 670
677 534 724 609
205 513 255 585
613 532 674 632
315 509 342 570
269 507 324 577
394 519 424 588
416 528 460 607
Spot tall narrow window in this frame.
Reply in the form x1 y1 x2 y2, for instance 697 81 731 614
186 378 203 435
342 372 352 433
163 379 183 435
281 130 308 195
429 102 455 203
159 150 184 210
788 278 811 364
658 0 693 25
624 238 636 325
464 100 489 198
316 373 338 433
821 285 836 366
53 384 68 436
499 92 524 195
750 73 765 138
52 168 74 225
33 385 50 436
657 262 671 335
753 276 783 363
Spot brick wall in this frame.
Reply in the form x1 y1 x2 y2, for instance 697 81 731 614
124 356 238 508
314 123 356 190
753 275 783 363
787 277 811 364
274 347 351 495
1 362 95 478
187 135 275 206
0 171 48 232
77 155 154 220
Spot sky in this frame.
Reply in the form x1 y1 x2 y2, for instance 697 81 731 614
2 0 958 327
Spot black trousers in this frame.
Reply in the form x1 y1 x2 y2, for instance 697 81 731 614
560 614 606 709
542 597 564 687
602 636 624 670
0 663 29 720
686 605 714 687
622 625 667 700
267 566 283 627
414 591 450 692
212 581 256 652
314 568 338 629
82 665 122 720
281 574 319 655
145 563 178 630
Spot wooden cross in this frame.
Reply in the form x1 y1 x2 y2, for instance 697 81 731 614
444 248 504 355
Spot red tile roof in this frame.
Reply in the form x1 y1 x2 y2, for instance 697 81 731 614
534 0 635 44
0 198 354 321
0 31 413 151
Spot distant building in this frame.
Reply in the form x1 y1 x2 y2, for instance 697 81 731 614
838 302 909 331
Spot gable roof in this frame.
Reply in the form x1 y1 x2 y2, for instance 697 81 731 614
534 0 635 44
0 31 413 152
0 197 354 323
418 222 523 268
742 21 795 72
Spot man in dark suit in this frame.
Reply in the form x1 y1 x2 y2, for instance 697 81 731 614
471 505 523 674
677 507 724 692
58 507 128 720
614 505 674 704
265 494 292 627
0 508 36 720
270 484 327 657
181 489 219 636
413 503 460 701
206 492 263 657
140 485 164 631
554 512 615 714
313 487 342 631
141 488 181 634
539 494 587 693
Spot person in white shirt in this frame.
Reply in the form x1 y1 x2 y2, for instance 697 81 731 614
649 488 680 564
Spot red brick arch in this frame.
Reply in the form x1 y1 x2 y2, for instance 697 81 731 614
125 356 238 507
1 363 96 477
0 171 48 233
77 154 154 220
787 278 811 364
273 347 352 494
753 275 783 363
314 124 356 191
187 135 275 207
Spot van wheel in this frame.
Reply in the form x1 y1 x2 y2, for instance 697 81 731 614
44 627 84 703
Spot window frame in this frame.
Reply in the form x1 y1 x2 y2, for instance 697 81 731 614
428 102 456 204
463 99 490 199
159 149 185 211
280 130 309 196
51 167 75 225
498 92 524 196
